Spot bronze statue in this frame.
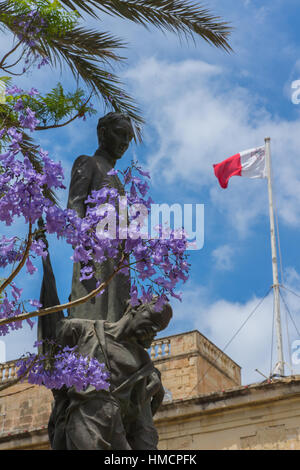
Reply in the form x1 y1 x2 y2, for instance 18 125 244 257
37 114 171 450
67 112 134 322
48 300 172 450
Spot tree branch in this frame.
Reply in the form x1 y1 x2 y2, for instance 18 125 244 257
0 222 33 294
0 254 132 328
35 94 92 131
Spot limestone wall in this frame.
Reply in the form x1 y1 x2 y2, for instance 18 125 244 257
0 382 52 449
1 331 300 450
155 377 300 450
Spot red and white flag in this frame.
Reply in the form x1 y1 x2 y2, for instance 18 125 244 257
213 146 266 189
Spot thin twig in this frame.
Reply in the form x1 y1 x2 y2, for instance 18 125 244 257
35 111 84 131
0 255 134 328
0 222 33 294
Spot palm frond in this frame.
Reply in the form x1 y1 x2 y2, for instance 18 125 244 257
0 8 144 130
47 46 144 128
0 0 231 137
59 0 232 51
35 26 144 130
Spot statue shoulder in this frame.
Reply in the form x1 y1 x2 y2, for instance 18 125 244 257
71 155 96 176
56 318 95 347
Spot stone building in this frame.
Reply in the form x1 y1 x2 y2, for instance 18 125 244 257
1 330 300 450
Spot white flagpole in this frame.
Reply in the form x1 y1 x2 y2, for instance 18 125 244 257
265 137 284 376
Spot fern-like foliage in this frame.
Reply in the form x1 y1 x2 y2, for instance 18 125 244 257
24 83 97 127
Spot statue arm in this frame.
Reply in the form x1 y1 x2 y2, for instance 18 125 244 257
145 367 165 416
56 319 83 349
67 155 93 218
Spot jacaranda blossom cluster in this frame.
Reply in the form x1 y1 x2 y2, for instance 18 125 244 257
1 86 190 335
16 342 110 392
0 82 189 391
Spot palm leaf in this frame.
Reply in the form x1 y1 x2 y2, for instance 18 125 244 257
0 8 144 131
0 0 231 135
35 27 144 133
59 0 232 51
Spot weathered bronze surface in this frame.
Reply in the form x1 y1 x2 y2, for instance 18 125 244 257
49 301 172 450
37 113 172 450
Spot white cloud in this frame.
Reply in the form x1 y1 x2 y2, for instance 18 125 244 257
3 322 38 362
212 244 235 271
166 275 300 386
124 57 300 237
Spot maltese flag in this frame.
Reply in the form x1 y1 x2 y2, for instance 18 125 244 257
213 146 266 189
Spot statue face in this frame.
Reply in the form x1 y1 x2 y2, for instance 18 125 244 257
102 118 134 160
131 308 159 349
130 304 172 349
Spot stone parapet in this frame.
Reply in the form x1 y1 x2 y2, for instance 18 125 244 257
151 330 241 400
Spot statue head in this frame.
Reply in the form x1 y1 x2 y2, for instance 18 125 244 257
125 299 173 348
97 112 134 161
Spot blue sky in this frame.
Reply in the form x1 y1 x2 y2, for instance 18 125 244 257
2 0 300 386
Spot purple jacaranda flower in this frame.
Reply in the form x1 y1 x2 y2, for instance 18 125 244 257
130 284 140 307
93 246 106 264
130 182 137 199
136 180 149 197
16 346 110 392
28 87 39 96
124 168 132 185
37 57 50 69
136 167 151 179
26 257 37 275
79 266 94 281
7 127 22 142
0 237 17 256
11 283 23 302
30 239 48 258
29 299 42 308
141 286 153 304
26 318 35 329
153 294 168 312
6 85 23 95
13 98 24 111
19 107 40 131
107 168 118 176
72 245 92 264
